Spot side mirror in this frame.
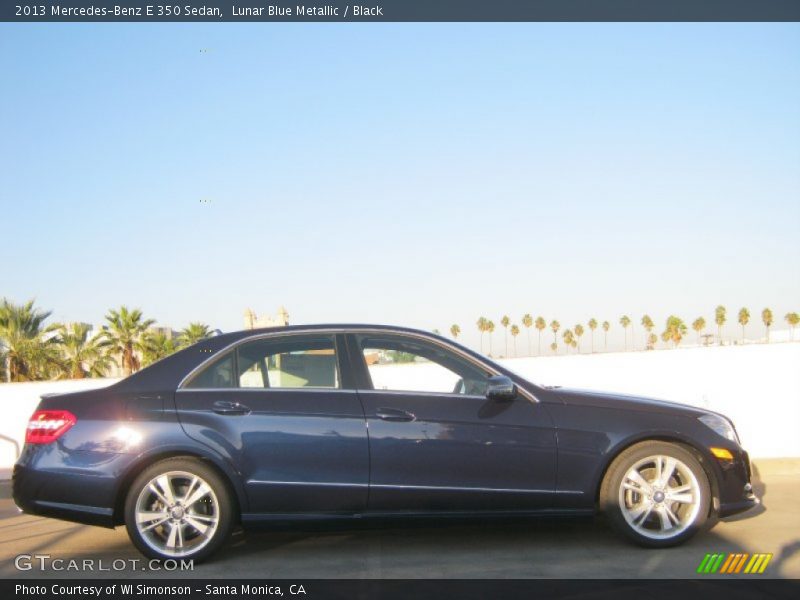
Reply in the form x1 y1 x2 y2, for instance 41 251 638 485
486 375 517 401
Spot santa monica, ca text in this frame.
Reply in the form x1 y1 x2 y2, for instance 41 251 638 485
15 584 306 596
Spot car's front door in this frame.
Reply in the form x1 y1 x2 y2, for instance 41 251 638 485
175 333 369 516
346 333 557 512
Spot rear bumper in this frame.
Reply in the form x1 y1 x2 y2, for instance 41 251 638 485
13 467 114 528
13 445 137 528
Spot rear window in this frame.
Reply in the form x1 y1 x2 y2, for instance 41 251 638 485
184 334 340 390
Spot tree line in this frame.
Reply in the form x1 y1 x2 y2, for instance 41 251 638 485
450 305 800 358
0 298 213 382
2 298 799 382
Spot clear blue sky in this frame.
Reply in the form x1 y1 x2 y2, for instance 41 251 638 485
2 23 799 352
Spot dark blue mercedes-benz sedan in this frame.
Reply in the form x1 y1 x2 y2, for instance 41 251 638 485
13 325 758 561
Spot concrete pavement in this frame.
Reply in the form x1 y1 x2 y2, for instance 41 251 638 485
1 460 798 579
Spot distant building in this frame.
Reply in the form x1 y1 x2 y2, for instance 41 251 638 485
148 325 176 339
243 306 289 330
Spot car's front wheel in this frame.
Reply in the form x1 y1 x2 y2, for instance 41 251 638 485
601 441 711 547
124 457 234 562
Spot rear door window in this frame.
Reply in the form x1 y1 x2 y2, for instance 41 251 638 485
237 335 340 389
184 352 235 389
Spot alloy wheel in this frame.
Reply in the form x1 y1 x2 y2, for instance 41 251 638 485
617 454 702 540
134 470 220 557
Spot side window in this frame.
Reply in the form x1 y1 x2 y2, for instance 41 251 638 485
357 335 490 395
185 351 235 389
236 335 340 389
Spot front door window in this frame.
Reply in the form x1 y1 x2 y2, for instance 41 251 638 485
356 334 491 396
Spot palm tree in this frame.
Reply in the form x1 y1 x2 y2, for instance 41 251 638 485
56 323 110 379
602 320 610 351
99 306 155 376
0 298 62 382
715 305 727 345
535 316 546 355
692 317 706 345
620 315 631 351
785 312 799 341
510 324 520 357
641 315 655 349
550 320 560 350
521 314 533 356
648 332 658 349
450 324 461 339
500 315 510 357
550 341 558 354
178 322 212 348
476 317 488 353
574 324 584 353
588 318 598 353
487 320 496 356
762 308 773 342
662 316 688 348
562 329 574 353
737 308 750 344
142 330 178 367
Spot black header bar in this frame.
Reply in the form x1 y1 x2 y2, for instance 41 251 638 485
3 1 800 23
5 579 800 600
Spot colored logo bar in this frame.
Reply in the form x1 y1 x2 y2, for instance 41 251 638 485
696 553 772 574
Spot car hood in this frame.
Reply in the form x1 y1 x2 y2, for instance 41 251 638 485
553 387 708 417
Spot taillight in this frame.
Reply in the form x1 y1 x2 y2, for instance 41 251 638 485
26 410 77 444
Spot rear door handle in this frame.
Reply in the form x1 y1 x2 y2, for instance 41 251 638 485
375 407 416 422
212 400 251 415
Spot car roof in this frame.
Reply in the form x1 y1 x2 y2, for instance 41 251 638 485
212 323 441 342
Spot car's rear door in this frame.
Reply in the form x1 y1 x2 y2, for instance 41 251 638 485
346 332 557 512
175 332 369 516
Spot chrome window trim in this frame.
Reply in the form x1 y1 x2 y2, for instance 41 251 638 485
180 332 343 391
177 327 540 403
354 330 540 403
176 387 352 394
177 387 486 401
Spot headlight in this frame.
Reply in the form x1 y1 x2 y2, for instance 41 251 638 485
699 414 739 443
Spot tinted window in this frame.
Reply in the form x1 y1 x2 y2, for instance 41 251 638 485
185 351 235 389
237 335 339 389
357 335 490 395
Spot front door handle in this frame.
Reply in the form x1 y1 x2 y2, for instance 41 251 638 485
375 407 416 422
212 400 251 415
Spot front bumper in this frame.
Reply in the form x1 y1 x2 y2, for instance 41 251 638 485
714 447 759 517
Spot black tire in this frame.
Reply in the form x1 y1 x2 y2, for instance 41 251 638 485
124 457 235 562
600 441 711 548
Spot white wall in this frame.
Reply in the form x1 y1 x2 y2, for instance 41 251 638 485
0 342 797 474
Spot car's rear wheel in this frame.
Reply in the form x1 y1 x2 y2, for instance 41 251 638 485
601 441 711 547
124 457 234 562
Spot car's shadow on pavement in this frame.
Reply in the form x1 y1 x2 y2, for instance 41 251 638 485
0 513 771 579
1 469 794 579
213 512 755 579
